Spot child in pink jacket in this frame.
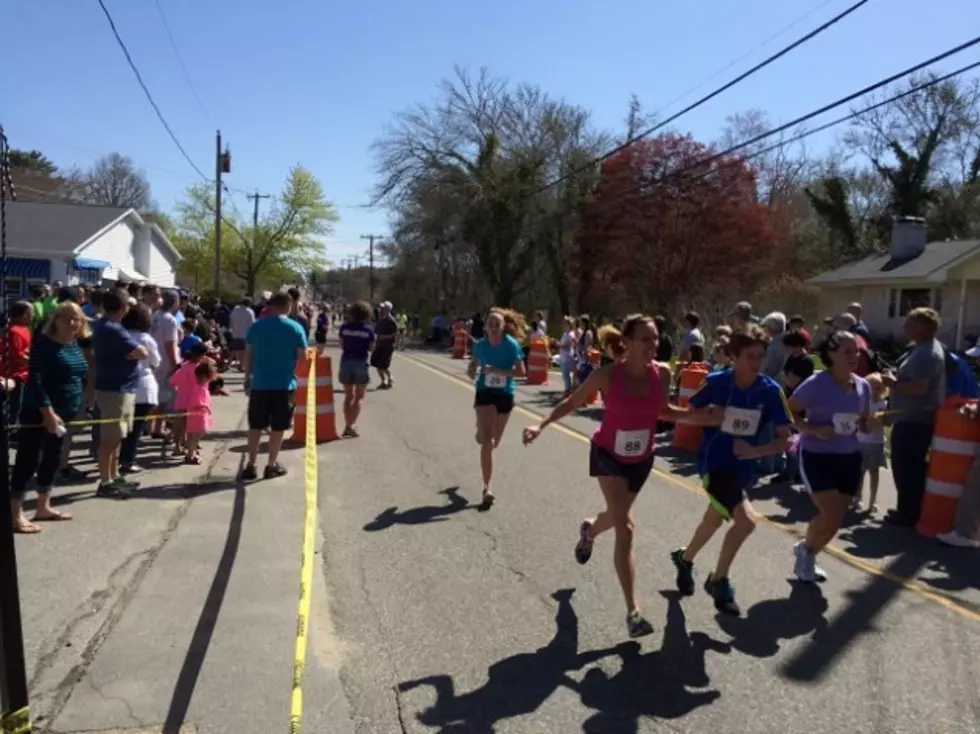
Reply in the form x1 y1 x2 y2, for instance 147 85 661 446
170 357 216 464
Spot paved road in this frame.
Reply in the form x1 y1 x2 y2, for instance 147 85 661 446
320 346 980 733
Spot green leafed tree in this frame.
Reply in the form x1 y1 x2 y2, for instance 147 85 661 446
173 165 338 296
7 149 57 174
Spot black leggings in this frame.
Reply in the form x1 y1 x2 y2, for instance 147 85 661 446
10 426 65 500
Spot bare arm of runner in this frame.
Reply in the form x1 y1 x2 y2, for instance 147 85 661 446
786 394 835 439
523 365 613 445
656 363 723 425
733 425 792 459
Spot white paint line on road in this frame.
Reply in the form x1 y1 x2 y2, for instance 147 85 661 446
398 352 980 624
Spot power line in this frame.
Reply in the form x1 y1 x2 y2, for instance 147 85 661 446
724 61 980 180
95 0 208 180
602 37 980 203
639 0 839 128
533 0 872 197
152 0 212 125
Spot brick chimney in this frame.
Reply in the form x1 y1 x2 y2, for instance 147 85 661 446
890 216 928 261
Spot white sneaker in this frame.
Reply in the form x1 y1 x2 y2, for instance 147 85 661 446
793 541 815 582
937 531 980 549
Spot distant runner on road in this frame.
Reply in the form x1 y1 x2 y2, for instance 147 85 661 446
467 309 526 509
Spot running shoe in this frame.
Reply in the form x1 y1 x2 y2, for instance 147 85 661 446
793 541 815 582
96 480 131 500
704 573 741 616
793 541 827 583
114 476 140 490
241 463 258 481
574 520 595 565
264 463 287 479
481 487 495 508
670 548 695 596
626 610 654 639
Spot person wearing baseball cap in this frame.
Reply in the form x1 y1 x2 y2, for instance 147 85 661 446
371 302 398 388
730 302 758 329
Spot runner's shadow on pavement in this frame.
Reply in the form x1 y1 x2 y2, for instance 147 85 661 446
364 486 472 531
571 591 729 732
397 589 597 733
715 581 829 660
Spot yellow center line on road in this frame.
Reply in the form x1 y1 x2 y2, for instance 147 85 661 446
399 352 980 624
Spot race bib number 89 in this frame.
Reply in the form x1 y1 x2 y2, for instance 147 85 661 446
485 372 507 389
721 407 762 437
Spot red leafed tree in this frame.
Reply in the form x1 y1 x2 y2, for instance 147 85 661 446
574 133 778 316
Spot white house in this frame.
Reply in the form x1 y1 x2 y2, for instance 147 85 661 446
807 217 980 348
1 201 181 307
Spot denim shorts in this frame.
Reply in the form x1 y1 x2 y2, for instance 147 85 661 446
339 358 370 386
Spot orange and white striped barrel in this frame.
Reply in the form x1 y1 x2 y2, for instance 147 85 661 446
672 362 709 451
525 337 550 386
292 351 339 444
451 328 468 359
916 397 980 537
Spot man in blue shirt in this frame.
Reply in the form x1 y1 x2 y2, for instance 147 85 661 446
669 326 792 617
242 291 308 481
92 288 148 498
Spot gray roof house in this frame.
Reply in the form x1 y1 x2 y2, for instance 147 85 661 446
807 217 980 346
1 201 181 305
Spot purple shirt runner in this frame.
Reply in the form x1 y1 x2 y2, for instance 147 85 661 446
792 370 871 454
339 321 375 361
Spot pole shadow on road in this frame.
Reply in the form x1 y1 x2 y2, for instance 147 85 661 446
836 524 980 598
363 487 473 531
779 553 925 683
397 589 728 733
164 454 248 732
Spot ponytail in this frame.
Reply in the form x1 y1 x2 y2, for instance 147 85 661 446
598 324 626 358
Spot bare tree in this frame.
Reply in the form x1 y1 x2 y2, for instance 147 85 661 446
84 153 152 209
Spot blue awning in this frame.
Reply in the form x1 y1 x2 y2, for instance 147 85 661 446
73 256 110 270
0 257 50 279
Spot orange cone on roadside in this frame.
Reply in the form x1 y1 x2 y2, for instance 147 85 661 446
916 397 980 537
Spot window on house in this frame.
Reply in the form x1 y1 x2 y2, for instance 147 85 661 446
888 288 937 318
3 277 22 299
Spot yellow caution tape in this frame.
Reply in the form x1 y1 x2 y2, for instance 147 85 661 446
288 357 318 733
13 410 206 430
0 705 30 734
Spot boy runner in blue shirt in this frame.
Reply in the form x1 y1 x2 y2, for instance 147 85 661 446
670 325 792 616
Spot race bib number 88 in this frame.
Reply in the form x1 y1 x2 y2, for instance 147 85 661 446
614 429 650 458
721 407 762 437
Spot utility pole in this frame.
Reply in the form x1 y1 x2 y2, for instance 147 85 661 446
246 190 270 242
0 125 30 734
213 131 231 294
360 234 384 304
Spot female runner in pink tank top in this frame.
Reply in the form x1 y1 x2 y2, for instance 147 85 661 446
523 315 722 638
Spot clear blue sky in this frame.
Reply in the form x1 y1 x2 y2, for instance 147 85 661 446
4 0 978 265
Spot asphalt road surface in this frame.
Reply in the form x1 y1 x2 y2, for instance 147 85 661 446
319 345 980 734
